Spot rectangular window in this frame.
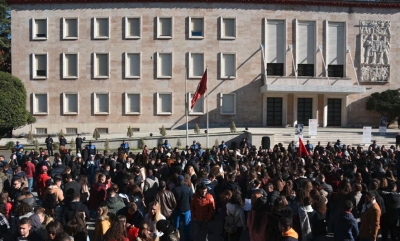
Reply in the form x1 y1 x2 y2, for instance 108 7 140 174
33 93 48 115
297 64 314 76
32 18 47 40
220 93 236 115
189 52 204 78
94 93 110 115
157 92 173 115
327 22 345 77
189 93 204 115
94 17 110 39
62 53 78 79
66 128 78 135
63 93 78 115
97 128 108 134
189 17 204 39
36 128 47 135
93 53 110 79
220 17 236 39
32 53 48 79
125 17 141 39
63 18 78 39
220 53 236 79
157 17 173 39
297 21 315 76
125 93 141 115
157 52 172 78
266 20 285 75
125 52 141 78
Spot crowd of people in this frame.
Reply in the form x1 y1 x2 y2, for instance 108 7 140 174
0 135 399 241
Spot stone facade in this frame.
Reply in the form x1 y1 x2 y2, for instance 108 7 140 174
8 1 400 136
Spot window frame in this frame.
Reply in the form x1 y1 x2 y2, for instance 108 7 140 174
32 92 49 115
124 16 141 39
189 17 204 39
220 93 236 115
66 128 78 135
31 18 48 41
188 92 205 115
62 53 79 79
124 52 141 79
124 92 141 115
93 52 110 79
93 17 110 40
94 92 110 115
62 17 79 40
35 128 48 135
220 17 236 40
219 52 237 79
156 52 173 79
62 92 79 115
31 53 48 80
157 16 173 39
156 92 173 115
188 52 205 79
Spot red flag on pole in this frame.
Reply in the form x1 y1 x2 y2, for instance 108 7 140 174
297 138 309 158
191 69 207 110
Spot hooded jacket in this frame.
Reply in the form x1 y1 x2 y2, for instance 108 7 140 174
36 173 51 198
106 195 126 214
334 211 359 241
64 201 90 223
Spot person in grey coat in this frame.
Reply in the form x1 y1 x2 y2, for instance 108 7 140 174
143 169 159 208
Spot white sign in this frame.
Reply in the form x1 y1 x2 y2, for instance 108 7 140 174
363 126 372 143
379 126 387 134
308 119 318 136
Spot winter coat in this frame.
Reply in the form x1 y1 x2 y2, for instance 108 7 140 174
106 195 126 215
172 183 193 212
190 193 215 222
298 205 315 241
88 182 107 210
360 202 381 240
143 176 159 201
64 201 90 224
155 190 176 218
226 203 246 228
334 211 359 241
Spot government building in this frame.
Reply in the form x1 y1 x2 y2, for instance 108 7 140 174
7 0 399 136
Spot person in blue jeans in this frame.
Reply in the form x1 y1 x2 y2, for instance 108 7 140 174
171 175 193 241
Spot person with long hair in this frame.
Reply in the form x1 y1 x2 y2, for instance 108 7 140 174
66 210 88 241
136 222 153 241
144 201 165 241
103 218 129 241
78 176 90 205
247 190 268 241
94 203 111 241
46 221 65 241
224 190 246 241
267 196 293 241
298 196 315 241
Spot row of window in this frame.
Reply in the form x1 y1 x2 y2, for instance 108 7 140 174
35 127 110 135
32 92 236 116
32 16 234 41
32 19 347 78
32 52 235 79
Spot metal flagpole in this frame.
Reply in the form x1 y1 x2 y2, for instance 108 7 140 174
185 66 189 146
206 67 209 149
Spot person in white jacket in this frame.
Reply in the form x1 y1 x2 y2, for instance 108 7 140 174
225 190 247 241
298 196 315 241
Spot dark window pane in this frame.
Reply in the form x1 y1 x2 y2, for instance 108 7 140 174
298 64 314 76
328 65 344 77
267 63 284 76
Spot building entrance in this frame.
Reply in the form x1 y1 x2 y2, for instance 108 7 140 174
267 97 282 126
297 98 312 126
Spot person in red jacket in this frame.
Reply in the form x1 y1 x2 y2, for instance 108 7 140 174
190 182 215 241
88 174 107 216
24 157 36 193
36 165 51 199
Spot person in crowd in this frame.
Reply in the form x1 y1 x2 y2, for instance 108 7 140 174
64 192 90 224
85 141 96 156
43 175 64 212
46 221 65 241
191 183 215 241
103 218 129 241
156 219 180 241
334 200 359 241
143 169 159 209
45 135 54 156
247 190 268 241
144 201 165 241
75 134 83 154
279 217 299 241
106 186 126 215
16 187 35 208
380 182 400 241
36 165 51 199
136 222 153 241
171 175 192 241
298 196 315 241
94 203 111 241
124 202 144 228
224 189 246 241
155 181 176 219
17 217 42 241
121 140 130 154
24 157 35 193
359 191 381 241
66 210 88 241
88 173 107 213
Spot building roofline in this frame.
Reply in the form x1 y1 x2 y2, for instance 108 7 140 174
6 0 400 8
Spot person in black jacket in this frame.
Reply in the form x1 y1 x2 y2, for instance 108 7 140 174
380 182 400 241
171 175 193 241
75 134 83 154
63 193 90 225
156 219 180 241
45 135 54 156
16 217 43 241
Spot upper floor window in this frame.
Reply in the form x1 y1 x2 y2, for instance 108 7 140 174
32 53 48 80
93 17 110 39
219 52 236 79
266 19 285 76
32 18 48 40
157 52 173 78
93 52 110 79
327 21 345 77
157 17 173 39
62 18 78 39
220 17 236 39
296 20 316 77
62 53 78 79
125 17 141 39
189 17 204 39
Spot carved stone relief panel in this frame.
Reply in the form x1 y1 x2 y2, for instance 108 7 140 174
359 20 390 82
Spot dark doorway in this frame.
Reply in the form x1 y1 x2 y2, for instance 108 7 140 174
327 98 342 126
297 98 312 126
267 97 282 126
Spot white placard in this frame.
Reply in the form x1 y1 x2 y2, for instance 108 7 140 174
363 126 372 143
308 119 318 136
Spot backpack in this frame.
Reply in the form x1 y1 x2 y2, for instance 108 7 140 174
43 192 58 209
224 208 239 234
